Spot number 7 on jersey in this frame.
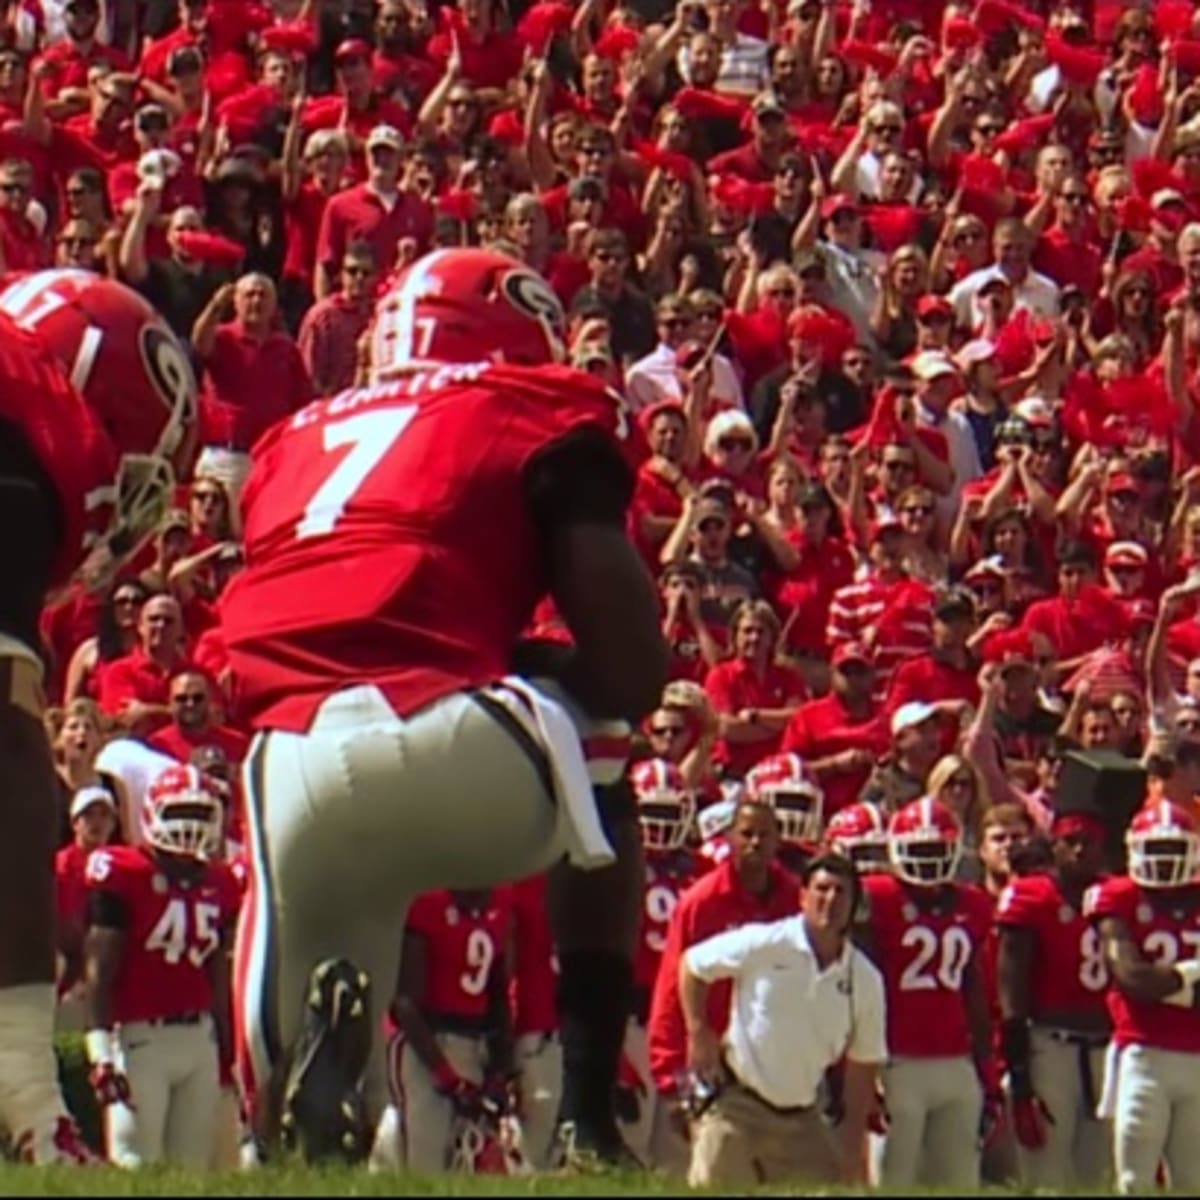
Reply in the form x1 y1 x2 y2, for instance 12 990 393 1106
295 405 417 540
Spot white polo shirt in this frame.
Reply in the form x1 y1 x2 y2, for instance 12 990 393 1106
684 915 887 1110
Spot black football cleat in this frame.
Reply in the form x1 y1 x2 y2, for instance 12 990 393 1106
280 957 372 1164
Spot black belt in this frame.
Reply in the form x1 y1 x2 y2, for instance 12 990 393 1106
1035 1026 1106 1117
722 1058 814 1117
471 688 557 805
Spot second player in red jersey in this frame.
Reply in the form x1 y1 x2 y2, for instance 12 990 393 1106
82 766 239 1168
621 760 697 1164
996 811 1111 1189
228 246 666 1165
391 888 515 1173
860 798 995 1190
1086 802 1200 1194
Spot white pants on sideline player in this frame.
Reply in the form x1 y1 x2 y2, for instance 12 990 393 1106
235 681 603 1124
871 1054 982 1188
1105 1043 1200 1194
105 1014 219 1168
398 1032 489 1172
193 447 252 517
514 1031 561 1169
1014 1028 1110 1189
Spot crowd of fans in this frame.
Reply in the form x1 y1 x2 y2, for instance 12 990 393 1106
16 0 1200 1175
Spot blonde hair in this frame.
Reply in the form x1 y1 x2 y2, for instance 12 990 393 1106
756 263 799 302
927 754 985 835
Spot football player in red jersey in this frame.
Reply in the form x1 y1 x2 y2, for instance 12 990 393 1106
1085 801 1200 1194
744 752 824 876
620 758 697 1165
0 269 196 1163
508 873 561 1169
224 247 665 1162
996 810 1112 1188
825 802 892 874
857 797 997 1188
388 888 516 1173
81 765 240 1168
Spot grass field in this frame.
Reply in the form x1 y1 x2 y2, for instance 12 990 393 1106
0 1165 1113 1197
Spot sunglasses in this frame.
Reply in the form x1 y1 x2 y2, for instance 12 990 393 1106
659 315 689 329
343 264 374 277
650 724 686 738
873 124 902 136
975 124 1003 136
1062 192 1090 204
0 181 27 194
593 250 625 263
901 504 933 517
883 459 915 471
769 287 797 298
172 693 207 704
718 437 753 452
193 490 222 503
1124 286 1151 297
697 517 727 532
113 593 143 606
953 229 984 245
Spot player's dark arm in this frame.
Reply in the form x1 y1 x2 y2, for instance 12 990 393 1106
1099 915 1200 1003
207 926 235 1082
82 893 127 1031
389 930 446 1075
484 938 514 1081
524 428 668 723
962 954 993 1076
997 925 1036 1092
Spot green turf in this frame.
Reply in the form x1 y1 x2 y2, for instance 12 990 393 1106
0 1165 1118 1197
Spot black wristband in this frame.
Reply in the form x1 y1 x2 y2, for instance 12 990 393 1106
1000 1016 1033 1098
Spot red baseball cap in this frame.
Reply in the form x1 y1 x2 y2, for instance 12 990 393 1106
1105 472 1140 496
832 641 872 669
915 294 954 321
335 37 372 64
820 193 858 221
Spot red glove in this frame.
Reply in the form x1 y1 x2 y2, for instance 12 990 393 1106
1011 1094 1054 1150
431 1059 483 1115
89 1062 133 1108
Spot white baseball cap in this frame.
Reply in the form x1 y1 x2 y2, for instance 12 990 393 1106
891 701 938 736
70 786 116 820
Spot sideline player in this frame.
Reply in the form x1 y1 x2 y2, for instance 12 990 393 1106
223 247 666 1158
996 811 1111 1188
858 797 996 1188
389 888 515 1172
1086 801 1200 1193
82 765 239 1167
0 269 196 1162
620 758 696 1164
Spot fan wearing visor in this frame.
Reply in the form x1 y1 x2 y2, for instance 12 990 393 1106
81 765 240 1169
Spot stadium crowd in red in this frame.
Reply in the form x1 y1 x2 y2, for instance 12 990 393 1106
11 0 1200 1187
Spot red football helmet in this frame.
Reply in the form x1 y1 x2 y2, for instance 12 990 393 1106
1127 801 1200 888
745 753 824 845
826 802 891 874
631 758 694 852
0 270 198 558
142 765 225 860
888 796 962 886
370 248 567 378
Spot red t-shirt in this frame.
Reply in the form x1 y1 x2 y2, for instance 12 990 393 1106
220 363 631 732
781 693 888 816
1085 875 1200 1052
98 647 188 731
146 721 249 768
283 179 338 285
199 322 313 451
84 844 240 1024
864 873 994 1058
314 183 433 281
704 656 807 778
996 871 1109 1023
406 887 513 1023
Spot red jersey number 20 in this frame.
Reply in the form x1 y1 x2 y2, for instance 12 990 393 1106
295 405 417 540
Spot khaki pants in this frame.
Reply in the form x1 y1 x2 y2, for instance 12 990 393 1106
1015 1029 1110 1189
514 1032 561 1169
235 684 567 1124
105 1016 219 1168
398 1032 489 1172
874 1055 981 1188
1110 1044 1200 1194
649 1094 691 1177
688 1082 839 1187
